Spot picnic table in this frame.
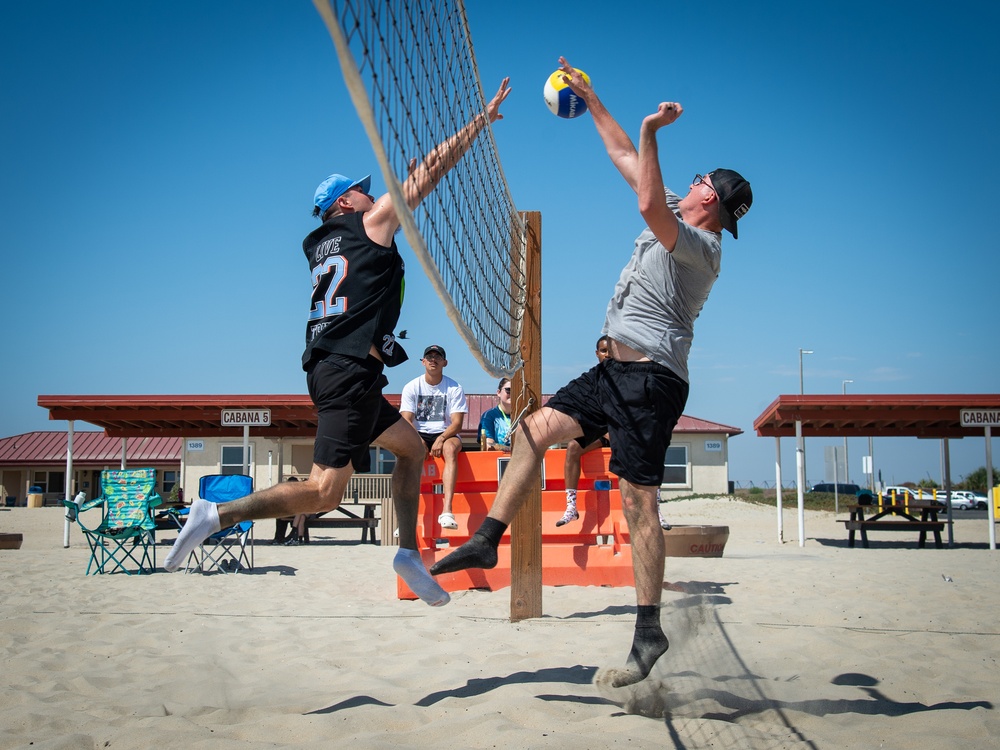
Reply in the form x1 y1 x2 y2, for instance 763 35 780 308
302 500 381 544
841 502 945 548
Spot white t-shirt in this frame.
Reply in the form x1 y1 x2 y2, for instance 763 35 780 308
400 374 468 434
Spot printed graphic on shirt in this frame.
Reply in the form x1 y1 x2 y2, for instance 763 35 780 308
414 394 446 424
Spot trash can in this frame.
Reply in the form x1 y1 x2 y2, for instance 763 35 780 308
27 486 44 508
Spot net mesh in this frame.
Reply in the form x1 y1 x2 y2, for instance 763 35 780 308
313 0 527 377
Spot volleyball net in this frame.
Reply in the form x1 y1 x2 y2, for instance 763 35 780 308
313 0 527 377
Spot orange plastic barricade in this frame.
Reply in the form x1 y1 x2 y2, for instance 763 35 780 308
398 449 637 599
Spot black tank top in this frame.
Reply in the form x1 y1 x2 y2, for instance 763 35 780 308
300 212 408 371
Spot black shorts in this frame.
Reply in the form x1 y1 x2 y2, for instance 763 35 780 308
547 358 689 486
417 431 442 451
417 431 461 451
305 353 401 471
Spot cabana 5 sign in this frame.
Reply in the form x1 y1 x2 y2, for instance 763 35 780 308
221 409 272 427
960 409 1000 428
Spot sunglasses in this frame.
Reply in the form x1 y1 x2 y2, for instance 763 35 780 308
502 387 511 394
693 173 716 193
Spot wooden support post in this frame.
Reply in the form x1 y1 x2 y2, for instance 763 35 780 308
510 211 542 622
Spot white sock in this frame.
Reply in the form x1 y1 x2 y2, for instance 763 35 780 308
565 489 577 508
164 499 221 572
393 548 450 607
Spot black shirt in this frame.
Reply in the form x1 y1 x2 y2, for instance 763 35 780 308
300 212 408 371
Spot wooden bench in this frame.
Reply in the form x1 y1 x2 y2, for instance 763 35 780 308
303 502 380 544
840 518 945 548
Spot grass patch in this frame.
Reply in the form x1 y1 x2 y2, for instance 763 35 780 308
662 489 851 513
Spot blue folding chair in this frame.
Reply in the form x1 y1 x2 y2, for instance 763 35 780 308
62 468 161 575
184 474 255 574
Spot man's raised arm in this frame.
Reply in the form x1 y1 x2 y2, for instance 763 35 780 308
637 102 683 252
557 56 639 192
402 77 512 209
362 77 511 245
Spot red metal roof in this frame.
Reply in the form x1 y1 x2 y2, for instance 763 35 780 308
754 394 1000 438
35 394 743 439
0 431 181 466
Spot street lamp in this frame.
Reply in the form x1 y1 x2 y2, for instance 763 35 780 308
795 348 813 547
842 380 853 483
799 349 813 395
798 348 813 483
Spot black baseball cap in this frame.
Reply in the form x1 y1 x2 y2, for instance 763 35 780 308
710 169 752 239
423 345 446 358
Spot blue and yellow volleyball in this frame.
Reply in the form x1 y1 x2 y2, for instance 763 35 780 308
543 68 590 119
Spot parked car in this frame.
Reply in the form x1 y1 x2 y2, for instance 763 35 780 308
809 483 862 495
948 490 989 510
934 490 978 511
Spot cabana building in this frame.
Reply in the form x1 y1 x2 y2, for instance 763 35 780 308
1 394 743 506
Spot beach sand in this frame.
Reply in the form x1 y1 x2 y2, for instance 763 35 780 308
1 499 998 749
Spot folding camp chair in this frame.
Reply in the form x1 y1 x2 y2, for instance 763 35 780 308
62 468 161 575
182 474 254 574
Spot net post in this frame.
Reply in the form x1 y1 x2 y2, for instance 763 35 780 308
510 211 542 622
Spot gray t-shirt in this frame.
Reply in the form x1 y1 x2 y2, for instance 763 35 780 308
602 189 721 382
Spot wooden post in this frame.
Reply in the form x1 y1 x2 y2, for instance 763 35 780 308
510 211 542 622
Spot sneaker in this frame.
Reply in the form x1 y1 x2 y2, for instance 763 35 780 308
555 508 579 527
283 535 300 546
438 513 459 530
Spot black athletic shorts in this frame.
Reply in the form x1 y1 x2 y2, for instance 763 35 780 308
547 358 689 486
417 431 442 451
305 353 401 471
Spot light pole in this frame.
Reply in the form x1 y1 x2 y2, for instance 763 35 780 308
796 348 813 546
799 349 813 395
842 379 853 483
798 348 813 485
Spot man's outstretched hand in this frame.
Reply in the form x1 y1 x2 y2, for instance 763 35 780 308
642 102 684 131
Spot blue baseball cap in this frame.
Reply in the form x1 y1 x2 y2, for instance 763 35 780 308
313 173 372 215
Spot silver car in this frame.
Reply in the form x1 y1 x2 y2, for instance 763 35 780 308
935 490 984 510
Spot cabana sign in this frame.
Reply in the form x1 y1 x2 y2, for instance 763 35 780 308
221 409 271 427
960 409 1000 427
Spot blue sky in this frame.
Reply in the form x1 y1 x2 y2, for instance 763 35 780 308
2 0 998 488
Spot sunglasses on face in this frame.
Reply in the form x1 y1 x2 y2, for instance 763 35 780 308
692 173 716 193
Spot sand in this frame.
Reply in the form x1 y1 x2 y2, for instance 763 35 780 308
1 499 998 749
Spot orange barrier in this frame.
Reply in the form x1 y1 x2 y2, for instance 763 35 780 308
398 449 638 599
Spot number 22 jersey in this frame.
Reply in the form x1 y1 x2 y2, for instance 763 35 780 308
300 212 408 371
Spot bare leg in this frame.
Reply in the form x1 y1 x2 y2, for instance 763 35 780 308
619 479 665 607
430 407 581 575
285 513 306 544
558 439 601 526
440 437 462 517
375 418 449 606
374 418 424 551
564 439 584 492
165 462 353 571
608 478 669 686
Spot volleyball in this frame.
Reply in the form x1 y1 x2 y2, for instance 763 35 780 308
543 68 590 119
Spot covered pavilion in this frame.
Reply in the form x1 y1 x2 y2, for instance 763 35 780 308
753 394 999 550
